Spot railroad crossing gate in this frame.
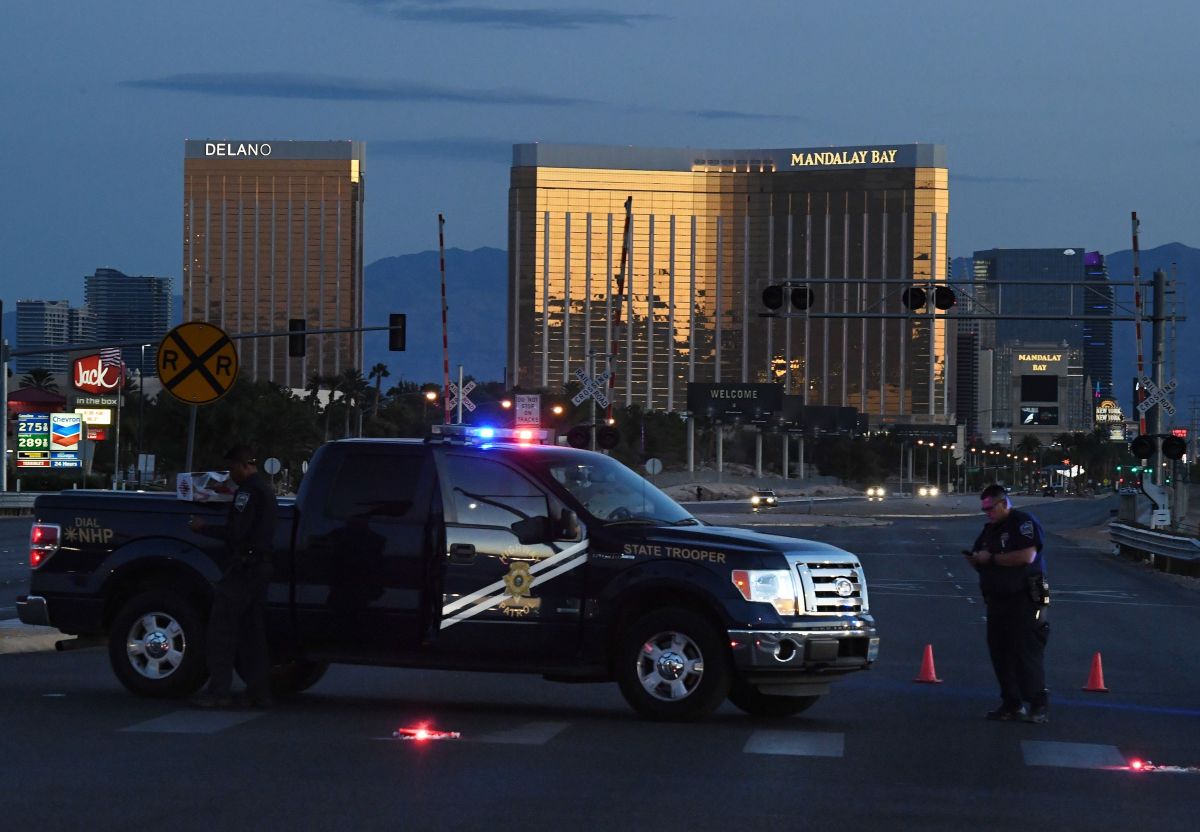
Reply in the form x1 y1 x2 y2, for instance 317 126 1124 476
157 322 240 405
572 368 612 408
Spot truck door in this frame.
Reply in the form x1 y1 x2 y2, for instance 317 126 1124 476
435 451 587 667
292 445 437 660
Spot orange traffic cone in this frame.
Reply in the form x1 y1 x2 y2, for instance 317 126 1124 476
914 644 943 683
1083 652 1109 692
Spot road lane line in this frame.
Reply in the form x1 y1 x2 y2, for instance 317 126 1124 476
744 730 844 757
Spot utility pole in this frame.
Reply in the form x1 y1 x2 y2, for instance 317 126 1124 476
0 299 6 492
1150 268 1167 485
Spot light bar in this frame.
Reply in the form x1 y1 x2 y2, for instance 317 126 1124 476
429 424 553 445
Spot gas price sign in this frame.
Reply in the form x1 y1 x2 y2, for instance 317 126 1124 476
16 413 51 468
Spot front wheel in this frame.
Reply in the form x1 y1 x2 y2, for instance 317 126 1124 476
727 681 820 718
616 608 730 721
108 589 208 699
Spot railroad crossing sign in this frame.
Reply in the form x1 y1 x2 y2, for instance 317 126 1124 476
448 380 476 412
1136 376 1176 417
157 322 239 405
572 368 612 408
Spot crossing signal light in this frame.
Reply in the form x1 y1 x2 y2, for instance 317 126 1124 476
902 287 927 311
597 425 620 450
288 319 306 358
934 286 957 310
566 425 589 449
1162 435 1186 460
1129 435 1155 459
388 313 407 351
762 284 815 311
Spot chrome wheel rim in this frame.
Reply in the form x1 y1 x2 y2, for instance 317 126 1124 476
126 611 186 680
636 630 705 702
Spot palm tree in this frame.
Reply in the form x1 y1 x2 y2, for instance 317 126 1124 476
19 368 58 392
368 363 390 418
336 368 370 438
304 372 324 409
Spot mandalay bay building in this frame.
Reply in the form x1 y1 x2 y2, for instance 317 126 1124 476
508 143 953 425
183 140 366 388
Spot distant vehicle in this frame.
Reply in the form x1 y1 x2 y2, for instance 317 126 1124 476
917 485 940 498
1118 486 1139 495
865 486 887 502
750 489 778 508
1042 485 1059 497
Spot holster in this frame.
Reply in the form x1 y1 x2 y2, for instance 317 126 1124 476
1027 574 1050 607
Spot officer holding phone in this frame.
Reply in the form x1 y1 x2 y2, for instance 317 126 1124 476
966 483 1050 724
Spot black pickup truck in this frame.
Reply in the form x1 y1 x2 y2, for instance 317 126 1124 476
19 427 878 721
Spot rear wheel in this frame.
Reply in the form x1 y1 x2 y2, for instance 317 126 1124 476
727 681 820 718
108 589 208 699
616 607 730 721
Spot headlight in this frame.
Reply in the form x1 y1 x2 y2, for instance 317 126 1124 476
731 569 797 616
918 486 928 496
751 496 760 505
930 487 939 496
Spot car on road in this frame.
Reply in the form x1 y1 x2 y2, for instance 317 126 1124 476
864 486 887 502
18 426 878 722
917 485 940 498
750 489 778 509
1042 485 1059 497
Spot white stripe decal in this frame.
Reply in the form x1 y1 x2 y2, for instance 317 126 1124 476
440 539 589 629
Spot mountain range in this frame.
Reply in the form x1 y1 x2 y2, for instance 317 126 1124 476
6 243 1195 424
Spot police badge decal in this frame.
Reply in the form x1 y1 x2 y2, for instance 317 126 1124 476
499 562 541 617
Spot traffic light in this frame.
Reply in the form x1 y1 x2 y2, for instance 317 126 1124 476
1130 435 1155 459
288 318 306 358
762 284 815 311
388 313 407 351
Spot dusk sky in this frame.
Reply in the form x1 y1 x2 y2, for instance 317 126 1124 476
2 0 1196 303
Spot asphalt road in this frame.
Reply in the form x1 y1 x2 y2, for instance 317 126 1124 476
2 497 1198 830
0 517 31 618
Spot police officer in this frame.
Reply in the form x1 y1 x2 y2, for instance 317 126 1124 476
189 444 279 708
967 483 1050 724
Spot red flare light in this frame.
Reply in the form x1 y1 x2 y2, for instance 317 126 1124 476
393 724 461 742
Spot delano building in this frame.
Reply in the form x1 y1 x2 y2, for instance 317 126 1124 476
183 140 366 387
508 143 952 425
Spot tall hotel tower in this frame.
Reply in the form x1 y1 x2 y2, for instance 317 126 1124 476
183 140 365 387
509 143 951 424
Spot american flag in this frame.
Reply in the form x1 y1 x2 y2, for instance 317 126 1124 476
100 347 124 370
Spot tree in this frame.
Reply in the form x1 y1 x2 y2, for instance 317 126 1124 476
336 368 370 438
368 363 390 418
19 368 58 392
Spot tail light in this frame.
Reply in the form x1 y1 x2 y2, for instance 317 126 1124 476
30 523 62 569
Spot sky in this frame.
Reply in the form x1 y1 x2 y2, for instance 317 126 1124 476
2 0 1197 305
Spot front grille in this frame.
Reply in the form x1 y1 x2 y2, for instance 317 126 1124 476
795 561 866 615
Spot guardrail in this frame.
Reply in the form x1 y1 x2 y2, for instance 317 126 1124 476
0 493 40 515
1110 520 1200 575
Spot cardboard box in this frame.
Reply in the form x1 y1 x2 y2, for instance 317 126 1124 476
176 471 235 502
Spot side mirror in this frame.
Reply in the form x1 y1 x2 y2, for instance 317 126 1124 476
511 516 551 545
559 509 582 541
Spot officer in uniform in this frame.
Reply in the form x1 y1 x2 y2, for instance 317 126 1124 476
967 483 1050 724
189 444 279 708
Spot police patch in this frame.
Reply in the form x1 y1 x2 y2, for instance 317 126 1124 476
1020 521 1034 538
234 492 250 511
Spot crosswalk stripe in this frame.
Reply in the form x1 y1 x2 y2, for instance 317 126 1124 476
122 710 265 734
1022 740 1126 769
744 730 844 757
471 721 571 745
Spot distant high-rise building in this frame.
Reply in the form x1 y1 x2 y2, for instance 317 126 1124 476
509 142 952 423
84 268 172 377
183 140 366 387
14 300 94 374
1082 251 1114 402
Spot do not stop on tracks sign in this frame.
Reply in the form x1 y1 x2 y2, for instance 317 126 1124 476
157 322 240 405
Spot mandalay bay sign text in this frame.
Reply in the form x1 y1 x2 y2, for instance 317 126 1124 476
686 384 782 422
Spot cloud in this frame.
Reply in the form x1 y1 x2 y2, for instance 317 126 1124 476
343 0 666 29
684 108 806 122
368 137 513 162
120 72 588 107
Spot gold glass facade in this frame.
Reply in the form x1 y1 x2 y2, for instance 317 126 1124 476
509 144 951 423
183 140 365 387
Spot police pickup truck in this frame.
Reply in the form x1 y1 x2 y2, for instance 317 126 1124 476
18 426 878 721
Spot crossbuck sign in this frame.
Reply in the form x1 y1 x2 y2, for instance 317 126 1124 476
572 369 612 408
1136 376 1176 417
448 380 476 413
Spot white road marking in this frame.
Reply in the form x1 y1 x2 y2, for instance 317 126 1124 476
1022 740 1126 769
471 721 571 745
744 730 844 757
122 710 265 734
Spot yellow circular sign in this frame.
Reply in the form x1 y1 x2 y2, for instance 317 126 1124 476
156 322 240 405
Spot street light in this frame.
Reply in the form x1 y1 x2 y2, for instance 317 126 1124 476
137 343 151 486
423 390 437 430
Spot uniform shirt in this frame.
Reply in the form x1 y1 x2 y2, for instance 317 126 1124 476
203 471 279 562
972 508 1045 598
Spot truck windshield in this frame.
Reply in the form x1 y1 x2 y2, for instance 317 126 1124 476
537 454 695 525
